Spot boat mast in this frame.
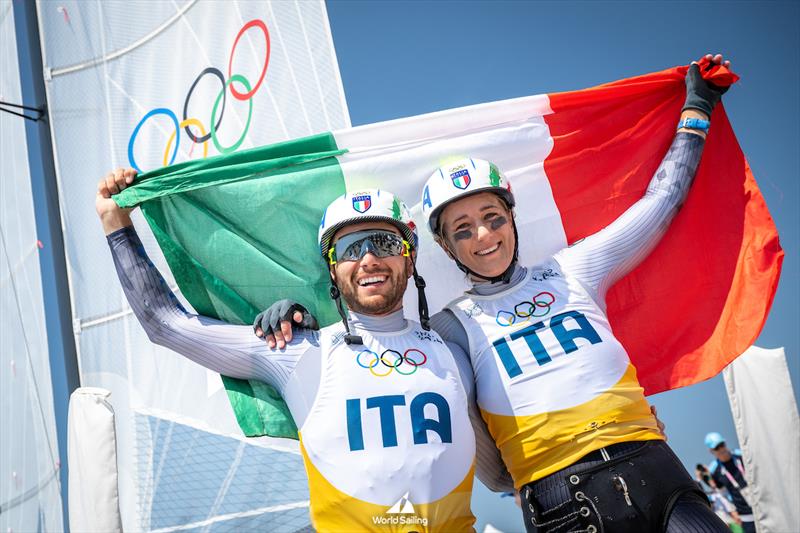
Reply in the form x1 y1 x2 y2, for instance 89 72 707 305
12 1 81 530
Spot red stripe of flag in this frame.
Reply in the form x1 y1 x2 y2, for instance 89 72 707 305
544 66 783 394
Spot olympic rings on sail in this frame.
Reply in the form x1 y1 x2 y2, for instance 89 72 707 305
164 118 208 166
183 67 226 144
129 108 180 170
210 75 253 154
495 291 556 327
356 348 428 377
228 19 270 100
127 19 271 172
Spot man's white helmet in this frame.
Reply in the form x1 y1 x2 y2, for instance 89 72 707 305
421 157 514 235
318 189 430 339
318 189 418 259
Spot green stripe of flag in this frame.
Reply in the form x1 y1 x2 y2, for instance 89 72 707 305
114 133 347 439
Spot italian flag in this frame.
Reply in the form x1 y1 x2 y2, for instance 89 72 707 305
115 64 783 438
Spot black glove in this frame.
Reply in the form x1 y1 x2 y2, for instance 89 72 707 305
682 62 729 117
253 299 320 337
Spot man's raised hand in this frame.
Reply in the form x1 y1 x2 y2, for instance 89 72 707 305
96 167 136 234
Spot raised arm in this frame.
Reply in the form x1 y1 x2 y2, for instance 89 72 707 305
556 54 731 300
97 168 315 393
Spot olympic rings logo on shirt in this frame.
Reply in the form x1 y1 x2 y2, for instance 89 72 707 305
355 348 428 377
495 291 556 327
127 19 270 172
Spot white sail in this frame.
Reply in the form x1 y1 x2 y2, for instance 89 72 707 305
32 1 349 529
724 346 800 533
0 1 63 531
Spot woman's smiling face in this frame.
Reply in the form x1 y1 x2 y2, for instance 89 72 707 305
437 191 516 279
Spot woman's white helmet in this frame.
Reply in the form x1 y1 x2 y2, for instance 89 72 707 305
421 157 514 235
318 189 418 259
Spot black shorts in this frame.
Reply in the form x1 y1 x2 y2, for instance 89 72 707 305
519 440 710 533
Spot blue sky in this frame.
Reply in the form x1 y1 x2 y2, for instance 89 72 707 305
327 1 799 530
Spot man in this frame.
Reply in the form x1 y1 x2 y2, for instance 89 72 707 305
97 178 511 532
706 432 756 533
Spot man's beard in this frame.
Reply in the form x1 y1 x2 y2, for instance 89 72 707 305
339 264 410 316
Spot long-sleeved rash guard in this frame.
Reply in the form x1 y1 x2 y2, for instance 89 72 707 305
108 227 514 530
432 132 705 487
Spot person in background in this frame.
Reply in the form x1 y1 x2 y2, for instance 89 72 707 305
696 463 742 531
705 432 756 533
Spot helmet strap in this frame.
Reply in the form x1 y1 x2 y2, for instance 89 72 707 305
329 284 363 345
411 262 431 331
